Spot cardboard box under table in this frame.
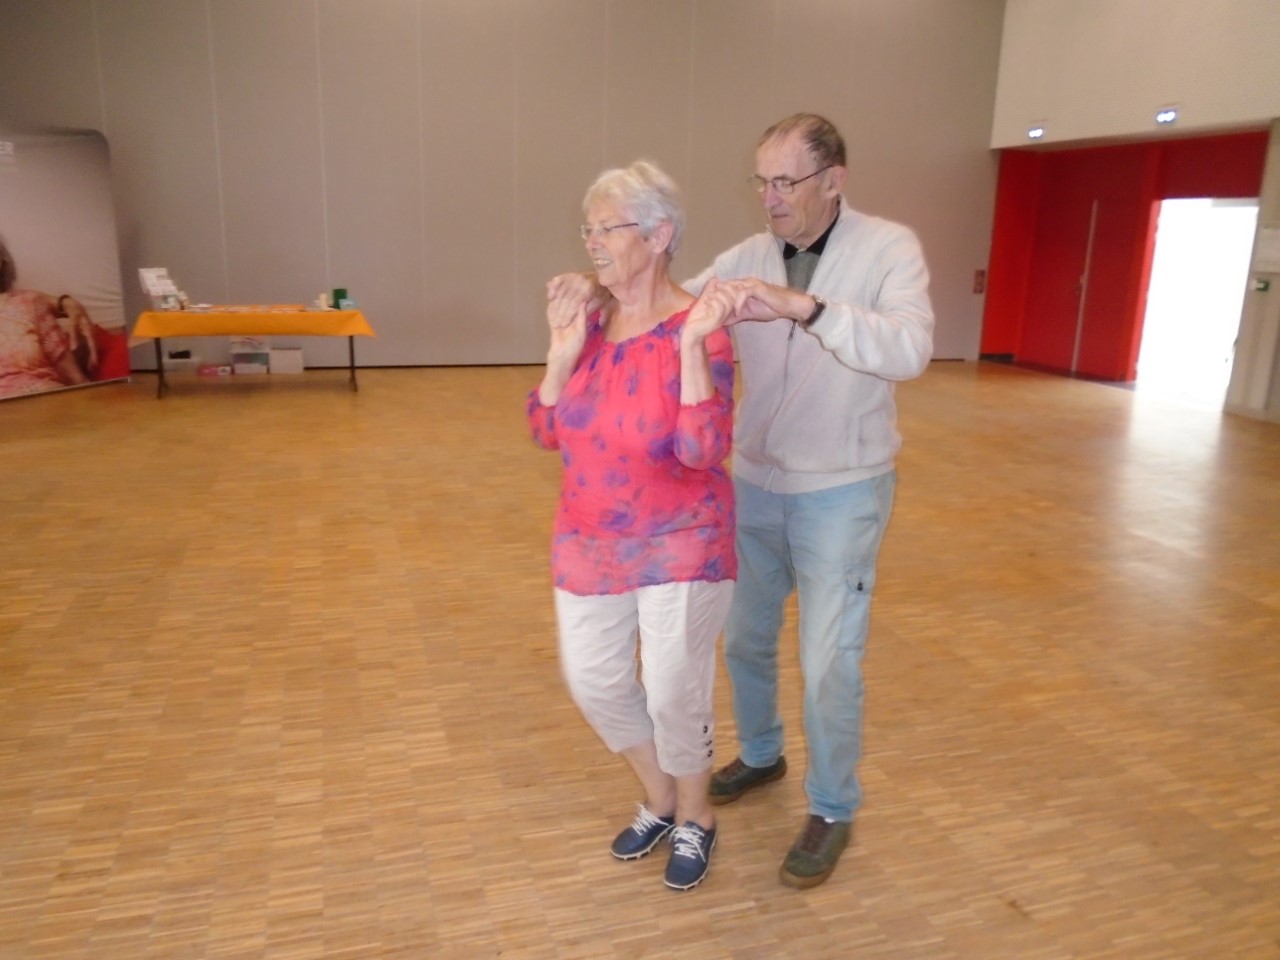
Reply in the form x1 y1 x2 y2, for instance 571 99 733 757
269 348 304 374
132 305 375 398
230 336 269 375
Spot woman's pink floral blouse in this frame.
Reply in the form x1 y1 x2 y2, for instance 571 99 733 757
527 308 736 596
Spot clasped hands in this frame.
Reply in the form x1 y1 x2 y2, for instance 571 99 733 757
544 274 809 342
681 278 799 341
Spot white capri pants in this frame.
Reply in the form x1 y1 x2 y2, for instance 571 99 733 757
555 579 734 778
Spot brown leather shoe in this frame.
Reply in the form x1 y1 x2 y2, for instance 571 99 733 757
707 756 787 805
779 814 852 889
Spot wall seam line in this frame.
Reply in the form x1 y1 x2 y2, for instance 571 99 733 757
205 0 231 302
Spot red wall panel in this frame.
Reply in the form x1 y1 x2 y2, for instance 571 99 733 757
1016 168 1090 370
983 131 1268 380
1161 132 1268 199
980 151 1041 356
1019 145 1151 374
1077 196 1153 379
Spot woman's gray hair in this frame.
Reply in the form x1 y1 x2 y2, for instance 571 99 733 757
583 160 685 257
0 235 15 293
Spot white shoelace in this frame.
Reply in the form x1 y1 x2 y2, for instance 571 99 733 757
669 824 708 861
629 804 667 835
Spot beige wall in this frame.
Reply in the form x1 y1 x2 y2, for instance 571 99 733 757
0 0 1004 367
992 0 1280 147
1227 119 1280 422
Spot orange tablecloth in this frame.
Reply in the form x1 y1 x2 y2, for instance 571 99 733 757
133 305 375 339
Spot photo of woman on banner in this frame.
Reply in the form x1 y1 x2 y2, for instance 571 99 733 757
0 235 90 396
0 235 130 400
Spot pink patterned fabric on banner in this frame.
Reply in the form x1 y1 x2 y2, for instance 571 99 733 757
0 131 129 402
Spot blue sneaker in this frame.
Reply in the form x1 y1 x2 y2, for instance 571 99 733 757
663 822 717 891
610 804 676 861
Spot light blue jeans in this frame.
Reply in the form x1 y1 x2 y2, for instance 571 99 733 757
724 471 896 822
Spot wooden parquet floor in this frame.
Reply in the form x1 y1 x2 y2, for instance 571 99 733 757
1 363 1277 960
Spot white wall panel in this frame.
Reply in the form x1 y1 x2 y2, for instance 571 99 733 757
0 0 102 132
603 1 694 177
773 0 1000 363
692 0 1002 361
313 0 422 367
1 0 1007 366
511 1 608 365
94 0 229 364
209 0 328 307
419 0 521 364
684 0 778 276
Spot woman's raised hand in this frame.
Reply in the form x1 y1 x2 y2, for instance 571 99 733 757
546 272 608 321
546 290 588 364
683 278 738 343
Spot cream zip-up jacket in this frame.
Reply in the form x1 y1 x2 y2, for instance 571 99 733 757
686 197 934 494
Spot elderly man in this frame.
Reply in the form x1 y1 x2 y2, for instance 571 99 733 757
549 113 933 889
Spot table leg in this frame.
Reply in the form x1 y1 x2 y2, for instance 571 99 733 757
154 337 169 398
348 336 358 392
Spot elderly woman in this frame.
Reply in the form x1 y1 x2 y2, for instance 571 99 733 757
527 161 737 891
0 236 90 399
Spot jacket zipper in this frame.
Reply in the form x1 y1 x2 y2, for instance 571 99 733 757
756 320 798 491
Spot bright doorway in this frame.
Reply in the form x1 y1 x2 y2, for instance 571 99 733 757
1136 198 1259 407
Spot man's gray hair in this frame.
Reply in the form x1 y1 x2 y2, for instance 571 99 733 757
759 113 847 169
583 160 686 257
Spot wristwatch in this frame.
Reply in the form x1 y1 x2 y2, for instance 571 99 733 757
799 295 827 328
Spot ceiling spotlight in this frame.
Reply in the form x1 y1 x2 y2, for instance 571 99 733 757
1155 107 1178 125
1027 126 1045 140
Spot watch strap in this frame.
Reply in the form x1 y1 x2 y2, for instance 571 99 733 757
800 295 827 327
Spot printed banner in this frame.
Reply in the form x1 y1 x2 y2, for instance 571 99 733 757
0 131 129 402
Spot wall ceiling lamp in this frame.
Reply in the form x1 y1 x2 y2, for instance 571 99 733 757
1155 106 1179 125
1027 125 1046 140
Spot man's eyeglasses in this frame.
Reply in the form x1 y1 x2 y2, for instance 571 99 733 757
580 222 640 241
747 165 832 195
